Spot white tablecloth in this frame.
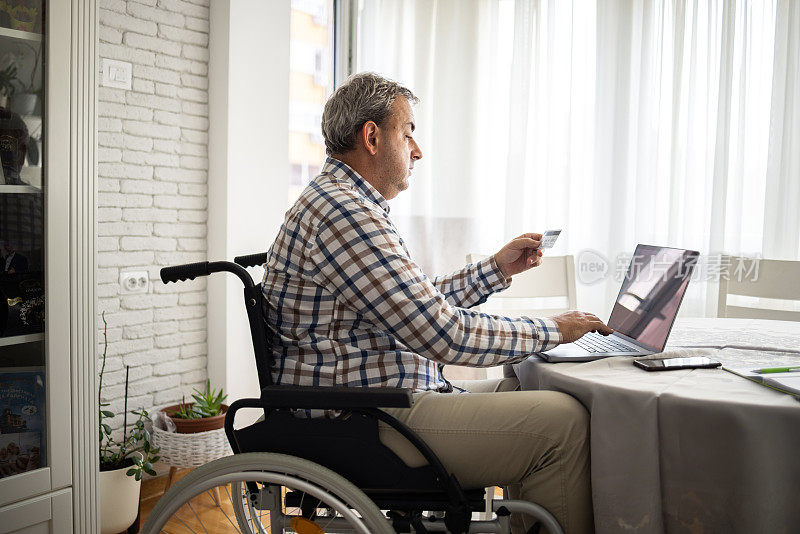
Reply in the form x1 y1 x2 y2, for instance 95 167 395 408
513 318 800 534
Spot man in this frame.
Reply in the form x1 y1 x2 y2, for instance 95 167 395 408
262 72 612 533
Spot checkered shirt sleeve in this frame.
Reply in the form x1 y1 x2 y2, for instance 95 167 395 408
431 255 511 309
263 158 562 392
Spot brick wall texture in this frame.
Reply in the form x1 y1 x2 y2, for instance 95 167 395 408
97 0 210 432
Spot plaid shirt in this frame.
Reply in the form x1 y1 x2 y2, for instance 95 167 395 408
262 157 562 392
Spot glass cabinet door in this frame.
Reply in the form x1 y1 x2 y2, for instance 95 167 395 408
0 1 46 484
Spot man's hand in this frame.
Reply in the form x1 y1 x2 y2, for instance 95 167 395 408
494 233 544 279
552 311 614 344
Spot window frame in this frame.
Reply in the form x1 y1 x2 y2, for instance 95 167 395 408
333 0 358 87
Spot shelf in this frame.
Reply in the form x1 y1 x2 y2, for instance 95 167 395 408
0 184 41 194
0 26 43 43
0 333 44 347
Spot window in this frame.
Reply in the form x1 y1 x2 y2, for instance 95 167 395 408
288 0 335 206
352 0 791 317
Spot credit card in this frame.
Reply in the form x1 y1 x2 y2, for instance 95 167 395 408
538 229 562 249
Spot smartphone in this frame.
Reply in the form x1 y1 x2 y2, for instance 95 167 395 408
633 356 721 372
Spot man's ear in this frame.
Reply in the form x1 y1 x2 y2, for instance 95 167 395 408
361 120 379 156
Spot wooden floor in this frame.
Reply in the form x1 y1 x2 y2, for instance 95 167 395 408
140 469 262 533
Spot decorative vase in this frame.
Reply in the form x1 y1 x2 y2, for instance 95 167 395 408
9 93 37 116
99 457 141 534
160 403 228 434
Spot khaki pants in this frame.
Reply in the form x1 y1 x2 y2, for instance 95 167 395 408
379 377 594 534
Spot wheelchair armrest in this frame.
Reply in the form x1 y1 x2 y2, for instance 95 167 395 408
260 385 413 409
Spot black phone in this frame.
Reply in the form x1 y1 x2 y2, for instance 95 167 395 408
633 356 721 372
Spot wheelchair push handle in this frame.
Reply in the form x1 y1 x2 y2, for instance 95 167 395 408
160 261 211 283
160 260 255 288
234 252 268 268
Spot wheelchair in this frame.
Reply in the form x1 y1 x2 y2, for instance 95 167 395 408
141 253 565 534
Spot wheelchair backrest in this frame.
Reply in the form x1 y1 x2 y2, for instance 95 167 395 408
242 280 277 391
232 252 277 391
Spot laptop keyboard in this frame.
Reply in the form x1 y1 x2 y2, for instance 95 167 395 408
574 332 639 353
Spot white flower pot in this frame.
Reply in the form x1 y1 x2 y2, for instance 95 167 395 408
99 461 141 534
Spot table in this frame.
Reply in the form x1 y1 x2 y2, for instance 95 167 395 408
513 318 800 534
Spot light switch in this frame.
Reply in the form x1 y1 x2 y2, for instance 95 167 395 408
102 58 132 90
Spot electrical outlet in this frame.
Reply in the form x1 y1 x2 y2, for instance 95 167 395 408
120 271 149 294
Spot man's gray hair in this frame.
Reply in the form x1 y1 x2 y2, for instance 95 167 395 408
321 72 419 156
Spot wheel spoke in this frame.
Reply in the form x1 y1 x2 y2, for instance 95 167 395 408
297 488 305 518
321 514 338 530
185 500 209 534
172 511 200 534
205 488 240 531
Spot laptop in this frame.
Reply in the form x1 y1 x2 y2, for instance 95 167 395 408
539 244 700 362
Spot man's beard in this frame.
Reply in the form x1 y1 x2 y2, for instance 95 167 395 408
392 174 410 192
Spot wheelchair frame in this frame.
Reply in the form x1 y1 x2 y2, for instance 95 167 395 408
151 253 565 534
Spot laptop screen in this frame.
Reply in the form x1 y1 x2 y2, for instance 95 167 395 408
607 245 700 351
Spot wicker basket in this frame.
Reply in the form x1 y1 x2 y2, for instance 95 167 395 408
152 426 232 468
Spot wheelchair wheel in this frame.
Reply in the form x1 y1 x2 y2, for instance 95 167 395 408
142 452 393 533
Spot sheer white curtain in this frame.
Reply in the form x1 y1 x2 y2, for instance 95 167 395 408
355 0 799 317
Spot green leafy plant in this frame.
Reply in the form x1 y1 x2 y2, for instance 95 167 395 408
171 396 196 419
98 312 160 479
170 380 228 419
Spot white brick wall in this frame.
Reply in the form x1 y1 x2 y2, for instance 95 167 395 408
97 0 210 433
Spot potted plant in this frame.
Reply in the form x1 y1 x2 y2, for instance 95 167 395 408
2 44 41 115
0 64 17 108
160 380 228 434
98 313 160 534
152 381 231 494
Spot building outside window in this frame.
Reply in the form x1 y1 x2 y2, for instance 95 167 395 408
288 0 335 206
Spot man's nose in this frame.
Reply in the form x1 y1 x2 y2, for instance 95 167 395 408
411 139 423 161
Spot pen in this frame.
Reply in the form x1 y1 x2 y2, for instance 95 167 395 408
753 366 800 374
